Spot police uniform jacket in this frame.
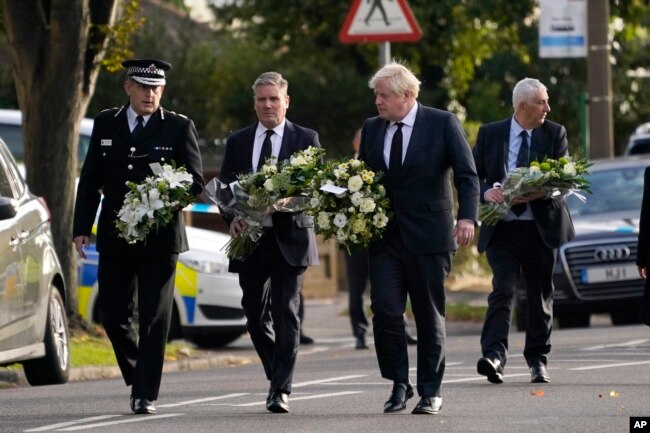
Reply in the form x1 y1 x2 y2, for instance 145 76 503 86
73 104 204 255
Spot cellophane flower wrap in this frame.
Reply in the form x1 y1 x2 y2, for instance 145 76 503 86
202 146 325 260
115 164 195 244
306 158 391 253
479 156 592 226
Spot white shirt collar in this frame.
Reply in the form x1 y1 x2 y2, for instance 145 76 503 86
256 120 286 139
392 102 418 128
127 106 152 127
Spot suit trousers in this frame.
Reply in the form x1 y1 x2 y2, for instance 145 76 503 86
345 248 369 338
481 220 555 367
369 228 451 398
238 231 306 394
97 252 178 400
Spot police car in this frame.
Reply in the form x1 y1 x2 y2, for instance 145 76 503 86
0 108 247 347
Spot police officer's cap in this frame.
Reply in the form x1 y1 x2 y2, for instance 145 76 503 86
121 58 172 86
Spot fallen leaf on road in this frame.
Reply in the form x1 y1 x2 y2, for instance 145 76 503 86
530 389 544 396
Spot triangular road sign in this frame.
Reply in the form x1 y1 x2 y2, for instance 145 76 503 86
339 0 422 44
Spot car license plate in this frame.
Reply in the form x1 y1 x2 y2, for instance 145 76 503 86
581 264 639 283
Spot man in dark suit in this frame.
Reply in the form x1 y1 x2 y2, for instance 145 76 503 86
359 62 479 415
218 71 320 414
73 58 204 415
473 77 575 385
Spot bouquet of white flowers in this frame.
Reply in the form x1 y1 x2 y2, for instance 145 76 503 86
479 156 592 226
306 158 391 253
202 146 326 260
115 164 196 244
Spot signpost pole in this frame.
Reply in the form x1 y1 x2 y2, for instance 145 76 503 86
379 42 391 66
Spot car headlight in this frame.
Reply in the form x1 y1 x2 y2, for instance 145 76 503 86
179 256 230 274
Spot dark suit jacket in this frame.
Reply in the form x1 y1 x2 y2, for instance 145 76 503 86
359 103 479 254
73 104 204 255
219 120 320 272
635 167 650 325
473 118 574 253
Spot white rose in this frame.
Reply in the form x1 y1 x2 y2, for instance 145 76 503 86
562 163 576 176
348 175 363 192
317 212 331 229
351 218 366 234
264 178 275 192
310 197 321 208
359 198 376 213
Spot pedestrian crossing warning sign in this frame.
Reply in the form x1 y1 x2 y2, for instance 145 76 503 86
339 0 422 44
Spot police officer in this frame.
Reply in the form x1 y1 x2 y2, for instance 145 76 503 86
73 58 203 415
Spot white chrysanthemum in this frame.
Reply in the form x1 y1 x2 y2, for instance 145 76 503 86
373 212 388 228
264 178 275 192
359 198 376 213
317 212 331 229
333 213 348 228
562 163 576 176
348 175 363 192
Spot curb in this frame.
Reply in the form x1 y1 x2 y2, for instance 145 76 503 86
0 354 257 388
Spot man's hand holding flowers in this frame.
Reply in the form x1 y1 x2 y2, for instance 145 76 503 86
479 156 591 226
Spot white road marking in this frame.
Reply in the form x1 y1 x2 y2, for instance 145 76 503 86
235 391 363 407
158 393 249 408
580 339 648 351
55 413 183 431
292 374 367 388
25 416 121 432
570 360 650 371
443 374 530 384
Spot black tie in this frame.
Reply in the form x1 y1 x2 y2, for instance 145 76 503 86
512 130 529 216
389 122 403 181
132 115 144 140
257 129 273 171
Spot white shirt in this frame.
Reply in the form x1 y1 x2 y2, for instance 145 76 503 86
503 117 534 221
127 107 151 132
384 103 418 168
252 120 285 171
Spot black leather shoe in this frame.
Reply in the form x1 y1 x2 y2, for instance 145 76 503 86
355 335 368 349
530 364 551 383
266 391 289 413
412 396 442 415
300 334 314 345
383 382 414 413
405 333 418 345
477 357 504 384
132 398 156 415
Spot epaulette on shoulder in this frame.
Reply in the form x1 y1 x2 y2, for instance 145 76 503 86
168 110 188 119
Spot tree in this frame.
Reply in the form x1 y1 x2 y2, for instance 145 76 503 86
1 0 122 316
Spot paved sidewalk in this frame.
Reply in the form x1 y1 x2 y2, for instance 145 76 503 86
0 288 490 388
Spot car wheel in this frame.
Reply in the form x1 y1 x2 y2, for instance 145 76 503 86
23 288 70 386
610 308 641 326
190 332 243 349
557 313 590 328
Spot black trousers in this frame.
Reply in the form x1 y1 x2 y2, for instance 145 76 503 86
345 248 370 338
369 228 451 398
238 232 306 394
97 252 178 401
481 220 555 367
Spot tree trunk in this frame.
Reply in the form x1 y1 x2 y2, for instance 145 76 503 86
2 0 119 316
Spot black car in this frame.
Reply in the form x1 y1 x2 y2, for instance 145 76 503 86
516 155 650 330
